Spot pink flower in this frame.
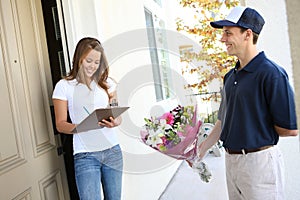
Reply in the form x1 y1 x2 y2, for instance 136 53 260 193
161 112 174 125
161 136 167 145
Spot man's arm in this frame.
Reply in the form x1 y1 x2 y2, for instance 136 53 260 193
198 120 222 159
274 125 298 137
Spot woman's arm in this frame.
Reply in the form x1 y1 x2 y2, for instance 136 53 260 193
98 90 122 128
53 99 76 134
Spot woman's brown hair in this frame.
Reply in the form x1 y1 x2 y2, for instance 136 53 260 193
65 37 111 98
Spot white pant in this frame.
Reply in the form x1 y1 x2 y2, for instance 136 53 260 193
225 146 285 200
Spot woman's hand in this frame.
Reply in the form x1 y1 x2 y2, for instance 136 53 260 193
98 116 122 128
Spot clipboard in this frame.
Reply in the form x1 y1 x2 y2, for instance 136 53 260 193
72 106 129 133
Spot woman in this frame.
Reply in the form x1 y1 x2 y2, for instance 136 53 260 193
52 37 123 200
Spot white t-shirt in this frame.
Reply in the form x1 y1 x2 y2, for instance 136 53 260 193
52 78 119 154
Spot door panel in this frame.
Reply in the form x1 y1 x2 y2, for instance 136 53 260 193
0 24 26 175
0 0 69 199
13 0 55 156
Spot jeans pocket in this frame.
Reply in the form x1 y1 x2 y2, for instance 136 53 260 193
74 152 89 160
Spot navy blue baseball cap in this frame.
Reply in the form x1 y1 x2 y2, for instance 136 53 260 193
210 6 265 34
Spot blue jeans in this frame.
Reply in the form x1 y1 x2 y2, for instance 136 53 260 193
74 145 123 200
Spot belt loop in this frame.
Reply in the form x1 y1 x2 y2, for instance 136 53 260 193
242 149 246 155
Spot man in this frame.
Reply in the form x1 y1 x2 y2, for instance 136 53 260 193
199 6 298 200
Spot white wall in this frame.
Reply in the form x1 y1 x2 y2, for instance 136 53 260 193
245 0 294 84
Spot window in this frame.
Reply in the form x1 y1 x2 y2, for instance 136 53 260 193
144 8 173 101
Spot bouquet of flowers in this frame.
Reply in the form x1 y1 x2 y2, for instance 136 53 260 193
140 105 212 182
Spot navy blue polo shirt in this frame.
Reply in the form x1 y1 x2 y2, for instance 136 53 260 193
218 52 297 150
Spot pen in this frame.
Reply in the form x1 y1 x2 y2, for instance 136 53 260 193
83 106 90 115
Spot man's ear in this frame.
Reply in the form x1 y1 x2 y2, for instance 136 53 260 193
245 29 252 40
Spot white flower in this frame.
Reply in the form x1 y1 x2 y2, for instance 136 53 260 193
148 129 156 136
146 135 163 147
159 119 173 130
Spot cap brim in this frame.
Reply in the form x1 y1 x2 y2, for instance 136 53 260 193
210 20 237 29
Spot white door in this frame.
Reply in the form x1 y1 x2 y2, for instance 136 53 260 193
0 0 69 199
